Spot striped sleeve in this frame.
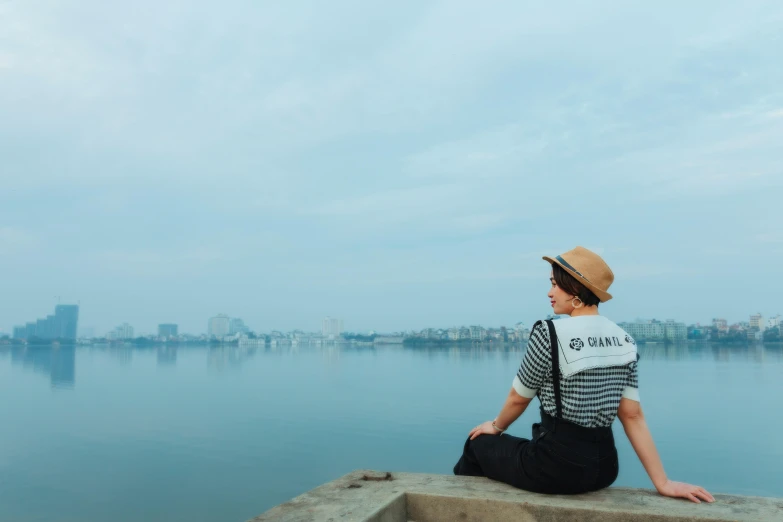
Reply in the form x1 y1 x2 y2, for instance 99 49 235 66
512 323 551 399
621 353 640 402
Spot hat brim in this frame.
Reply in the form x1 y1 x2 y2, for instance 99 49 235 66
543 256 613 303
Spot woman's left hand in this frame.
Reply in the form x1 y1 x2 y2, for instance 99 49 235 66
469 421 501 440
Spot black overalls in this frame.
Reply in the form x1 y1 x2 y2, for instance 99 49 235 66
454 320 620 494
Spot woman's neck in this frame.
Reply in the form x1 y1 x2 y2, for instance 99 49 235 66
569 306 600 317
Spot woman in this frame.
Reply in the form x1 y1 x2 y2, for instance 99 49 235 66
454 246 714 503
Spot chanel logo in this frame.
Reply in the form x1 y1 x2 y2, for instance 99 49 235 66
569 338 584 351
625 335 635 345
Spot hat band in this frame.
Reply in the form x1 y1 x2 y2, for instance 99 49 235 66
556 255 592 284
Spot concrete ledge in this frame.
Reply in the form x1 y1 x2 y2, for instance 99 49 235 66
250 470 783 522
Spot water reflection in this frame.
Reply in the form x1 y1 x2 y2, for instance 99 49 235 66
403 342 525 362
157 345 177 366
235 341 783 364
8 345 76 389
637 343 783 363
103 344 134 366
207 345 258 371
2 343 780 390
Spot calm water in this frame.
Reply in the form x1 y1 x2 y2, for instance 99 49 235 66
1 342 782 522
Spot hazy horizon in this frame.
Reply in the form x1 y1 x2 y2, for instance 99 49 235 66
0 303 776 338
2 1 781 335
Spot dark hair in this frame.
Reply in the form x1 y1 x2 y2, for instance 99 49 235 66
552 262 600 307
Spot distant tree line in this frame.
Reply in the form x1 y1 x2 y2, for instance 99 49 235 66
403 337 473 346
13 337 77 346
342 333 377 342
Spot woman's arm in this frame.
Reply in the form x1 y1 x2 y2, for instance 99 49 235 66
469 388 532 440
617 398 714 503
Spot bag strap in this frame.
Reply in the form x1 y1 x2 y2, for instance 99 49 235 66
544 319 563 420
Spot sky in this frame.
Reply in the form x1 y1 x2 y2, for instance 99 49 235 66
1 0 782 336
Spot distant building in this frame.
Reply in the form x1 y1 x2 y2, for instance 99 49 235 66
229 318 249 335
688 324 711 339
322 317 343 338
448 328 460 341
107 323 134 340
768 315 781 329
55 305 79 339
712 318 728 333
208 314 230 338
663 320 687 340
158 324 178 338
514 322 530 341
470 326 486 341
11 304 79 340
421 328 436 339
619 319 686 341
620 320 664 341
749 313 764 331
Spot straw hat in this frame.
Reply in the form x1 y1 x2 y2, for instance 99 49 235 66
543 246 614 302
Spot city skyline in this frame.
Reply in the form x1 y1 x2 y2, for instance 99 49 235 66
2 1 781 336
5 305 779 339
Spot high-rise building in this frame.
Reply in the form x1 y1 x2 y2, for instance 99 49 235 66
321 317 343 338
158 324 179 338
208 314 231 338
749 313 764 330
11 304 79 340
229 318 249 335
107 323 134 340
55 305 79 340
37 317 53 339
767 315 781 329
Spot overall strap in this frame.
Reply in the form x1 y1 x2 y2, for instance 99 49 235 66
544 320 563 422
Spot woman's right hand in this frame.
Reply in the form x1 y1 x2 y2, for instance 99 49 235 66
656 480 715 503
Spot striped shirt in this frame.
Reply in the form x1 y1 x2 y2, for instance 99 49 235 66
513 322 640 428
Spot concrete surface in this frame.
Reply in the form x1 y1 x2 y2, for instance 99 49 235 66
250 470 783 522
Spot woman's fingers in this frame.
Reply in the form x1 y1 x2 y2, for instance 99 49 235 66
469 421 500 441
686 493 701 504
695 488 714 502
